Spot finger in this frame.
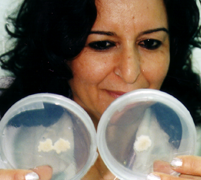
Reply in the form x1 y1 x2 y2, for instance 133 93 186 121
147 173 189 180
153 160 179 176
0 169 39 180
32 166 52 180
180 174 201 179
171 156 201 176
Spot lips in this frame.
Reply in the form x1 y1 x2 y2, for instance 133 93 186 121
106 90 127 99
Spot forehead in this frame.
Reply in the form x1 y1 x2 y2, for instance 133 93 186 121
94 0 168 31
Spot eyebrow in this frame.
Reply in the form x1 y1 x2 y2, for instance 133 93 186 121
89 31 116 36
89 28 169 36
141 28 169 35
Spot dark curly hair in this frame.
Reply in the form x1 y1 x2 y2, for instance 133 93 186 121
161 0 201 125
0 0 201 125
0 0 97 116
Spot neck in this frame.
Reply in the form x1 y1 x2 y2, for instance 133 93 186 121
87 111 100 130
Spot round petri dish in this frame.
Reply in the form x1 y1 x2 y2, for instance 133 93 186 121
97 89 196 180
0 93 97 180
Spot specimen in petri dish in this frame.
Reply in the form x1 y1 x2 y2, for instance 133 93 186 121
134 135 152 152
38 138 71 154
53 138 71 154
38 138 53 152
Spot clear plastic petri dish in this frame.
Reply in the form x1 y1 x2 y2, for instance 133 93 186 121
97 89 196 180
0 93 97 180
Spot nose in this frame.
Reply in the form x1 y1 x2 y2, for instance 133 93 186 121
114 46 140 84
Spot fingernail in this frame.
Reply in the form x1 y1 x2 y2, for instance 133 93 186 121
147 174 161 180
170 170 181 177
25 172 39 180
171 158 183 167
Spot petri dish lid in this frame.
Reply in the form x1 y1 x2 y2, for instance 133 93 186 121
97 89 196 180
0 93 97 180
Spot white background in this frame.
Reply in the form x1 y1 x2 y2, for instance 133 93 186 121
0 0 201 77
0 0 22 77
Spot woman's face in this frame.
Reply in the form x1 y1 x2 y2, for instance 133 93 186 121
69 0 170 121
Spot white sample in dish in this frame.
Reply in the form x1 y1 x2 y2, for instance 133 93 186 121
38 138 71 154
134 135 152 152
38 138 53 152
53 138 71 154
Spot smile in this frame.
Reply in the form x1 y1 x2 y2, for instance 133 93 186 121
106 90 127 99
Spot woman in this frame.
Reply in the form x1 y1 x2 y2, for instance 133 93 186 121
0 0 201 179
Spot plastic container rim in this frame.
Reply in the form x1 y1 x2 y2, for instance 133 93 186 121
97 89 196 180
0 93 97 180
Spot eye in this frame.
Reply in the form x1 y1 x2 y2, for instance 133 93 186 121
138 39 162 50
88 41 116 50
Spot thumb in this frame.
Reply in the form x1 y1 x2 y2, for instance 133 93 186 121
153 160 179 176
32 166 52 180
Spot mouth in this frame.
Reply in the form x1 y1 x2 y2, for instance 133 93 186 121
106 90 127 99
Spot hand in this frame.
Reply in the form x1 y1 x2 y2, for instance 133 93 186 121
148 155 201 180
0 165 52 180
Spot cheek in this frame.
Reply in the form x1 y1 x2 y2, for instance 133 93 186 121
70 52 113 84
142 54 170 88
